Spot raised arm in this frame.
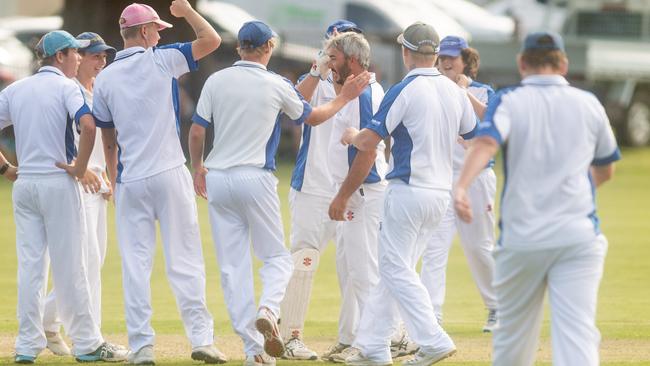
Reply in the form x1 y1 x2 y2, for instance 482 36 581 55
170 0 221 60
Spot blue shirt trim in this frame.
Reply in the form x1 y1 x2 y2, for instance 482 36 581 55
348 85 380 183
264 113 283 171
171 78 181 137
116 140 124 184
367 75 418 139
93 115 115 129
290 124 312 191
65 115 77 164
587 171 601 234
461 125 477 139
477 85 520 145
156 42 199 72
192 112 211 128
592 148 621 166
74 104 91 125
385 122 413 184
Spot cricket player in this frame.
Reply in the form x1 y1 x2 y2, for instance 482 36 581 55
188 20 370 366
324 31 387 363
92 2 225 364
41 31 118 356
341 22 476 366
454 31 620 366
420 35 498 331
280 20 363 361
0 30 125 364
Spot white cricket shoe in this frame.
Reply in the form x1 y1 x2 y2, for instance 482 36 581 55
331 346 360 363
322 342 349 361
191 344 228 364
128 345 155 365
244 353 276 366
283 337 318 360
403 347 456 366
482 309 498 333
255 307 285 357
390 334 419 359
45 332 71 356
345 351 392 366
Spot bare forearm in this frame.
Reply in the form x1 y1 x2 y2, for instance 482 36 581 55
351 129 382 152
590 164 615 187
467 92 487 120
188 124 206 170
456 137 499 190
75 117 96 175
335 150 376 201
185 8 220 59
102 129 118 187
295 75 319 102
306 95 349 126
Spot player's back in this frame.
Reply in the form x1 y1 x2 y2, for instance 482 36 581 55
377 68 475 191
0 67 89 176
199 61 309 171
93 44 195 182
487 75 620 249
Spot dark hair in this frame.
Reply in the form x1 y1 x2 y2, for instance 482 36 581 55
38 48 70 66
520 48 565 70
461 47 480 79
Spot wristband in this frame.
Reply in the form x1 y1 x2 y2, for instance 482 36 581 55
309 67 321 78
0 162 9 175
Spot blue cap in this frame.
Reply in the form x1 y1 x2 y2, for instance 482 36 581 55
36 30 90 58
238 21 278 49
326 20 362 38
522 31 565 52
439 36 468 57
76 32 117 57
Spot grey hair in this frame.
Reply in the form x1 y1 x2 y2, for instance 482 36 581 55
325 32 370 69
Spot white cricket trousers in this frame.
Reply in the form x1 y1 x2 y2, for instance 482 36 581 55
115 165 213 352
493 236 608 366
335 183 384 345
13 175 103 356
354 182 454 362
43 190 108 332
421 169 497 318
206 167 293 356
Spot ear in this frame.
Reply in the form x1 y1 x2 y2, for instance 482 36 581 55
516 54 526 77
559 56 569 76
55 51 66 64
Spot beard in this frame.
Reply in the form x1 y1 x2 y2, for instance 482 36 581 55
335 62 352 85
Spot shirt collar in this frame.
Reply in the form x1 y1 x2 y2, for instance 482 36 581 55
404 67 442 79
37 66 65 76
522 74 569 86
234 60 267 70
115 46 146 60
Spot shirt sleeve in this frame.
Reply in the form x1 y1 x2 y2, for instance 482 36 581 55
0 89 11 129
459 89 477 139
592 103 621 165
64 82 91 127
92 84 114 128
280 77 312 124
368 85 407 139
476 87 515 145
154 42 198 78
192 80 213 128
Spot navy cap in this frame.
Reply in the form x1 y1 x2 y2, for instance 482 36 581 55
439 35 468 57
522 31 565 52
238 21 278 49
36 30 90 58
326 20 362 38
76 32 117 59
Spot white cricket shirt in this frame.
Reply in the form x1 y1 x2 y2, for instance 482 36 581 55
290 76 337 198
0 66 91 176
328 75 387 184
193 60 311 171
92 42 197 183
367 68 476 190
478 74 621 250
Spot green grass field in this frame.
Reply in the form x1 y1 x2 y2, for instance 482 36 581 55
0 149 648 365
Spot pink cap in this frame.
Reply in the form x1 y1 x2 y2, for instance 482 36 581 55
119 3 173 30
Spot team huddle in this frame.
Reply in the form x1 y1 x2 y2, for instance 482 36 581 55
0 0 621 366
